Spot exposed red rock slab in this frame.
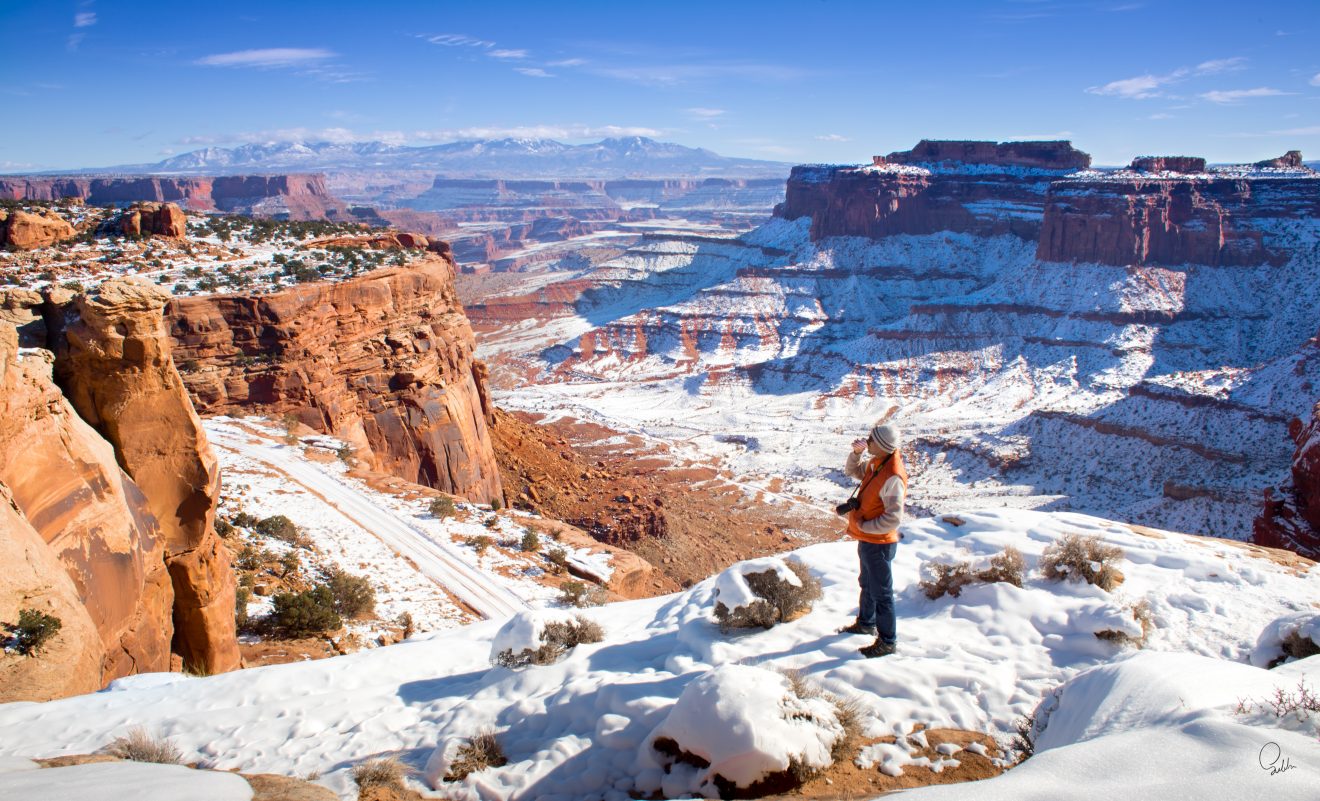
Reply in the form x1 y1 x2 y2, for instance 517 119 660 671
0 208 77 250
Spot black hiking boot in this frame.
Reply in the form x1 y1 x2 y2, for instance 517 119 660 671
839 621 878 636
859 639 897 658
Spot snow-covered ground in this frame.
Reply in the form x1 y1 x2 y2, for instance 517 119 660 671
207 417 612 635
1 509 1315 799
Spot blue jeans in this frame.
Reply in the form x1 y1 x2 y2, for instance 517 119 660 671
857 541 898 644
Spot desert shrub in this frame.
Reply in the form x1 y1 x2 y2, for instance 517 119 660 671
235 543 270 572
324 568 376 618
1040 533 1124 591
235 587 252 629
279 550 301 579
398 611 415 639
335 445 355 466
428 496 456 519
921 546 1026 600
444 731 507 782
519 529 540 552
465 534 493 555
267 585 342 637
255 515 306 547
545 547 569 575
1095 599 1155 648
352 756 407 791
494 615 604 668
483 516 499 529
10 608 62 656
490 497 503 511
714 560 822 632
230 511 259 529
1010 714 1036 761
780 669 864 762
214 518 235 538
558 579 606 608
103 728 183 764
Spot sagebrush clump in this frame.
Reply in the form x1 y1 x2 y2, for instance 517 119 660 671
1040 533 1124 591
103 728 183 764
558 579 606 608
444 731 507 782
714 560 822 632
920 546 1026 600
325 567 376 618
255 514 308 547
266 585 342 637
493 615 605 668
428 496 456 519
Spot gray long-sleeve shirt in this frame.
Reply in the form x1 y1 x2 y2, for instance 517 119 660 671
844 450 906 535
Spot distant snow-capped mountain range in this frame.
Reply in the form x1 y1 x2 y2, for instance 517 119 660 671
101 137 793 179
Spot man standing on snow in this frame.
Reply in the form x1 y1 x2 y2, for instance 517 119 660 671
838 421 908 658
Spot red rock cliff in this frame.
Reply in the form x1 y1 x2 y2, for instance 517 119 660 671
0 320 175 699
166 254 504 503
878 139 1092 170
1254 405 1320 560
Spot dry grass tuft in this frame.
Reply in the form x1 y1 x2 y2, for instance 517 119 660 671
1040 533 1124 591
352 756 407 791
445 731 507 782
1095 599 1155 648
1281 630 1320 663
102 727 183 764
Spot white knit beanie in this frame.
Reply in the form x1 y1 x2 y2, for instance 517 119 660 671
869 422 900 453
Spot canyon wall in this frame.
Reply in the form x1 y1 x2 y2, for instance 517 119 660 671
1254 404 1320 560
0 278 240 700
0 174 356 221
166 254 503 502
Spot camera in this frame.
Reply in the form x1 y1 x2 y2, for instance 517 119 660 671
835 497 860 516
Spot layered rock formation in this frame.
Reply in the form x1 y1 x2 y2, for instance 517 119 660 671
119 202 187 238
0 322 175 698
777 140 1091 242
166 254 503 502
1254 405 1320 560
0 174 356 221
0 208 77 250
56 279 238 674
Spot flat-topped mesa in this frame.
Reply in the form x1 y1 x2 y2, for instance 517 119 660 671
877 139 1093 171
1038 151 1320 267
0 174 356 221
1130 156 1207 174
777 140 1094 242
166 250 504 503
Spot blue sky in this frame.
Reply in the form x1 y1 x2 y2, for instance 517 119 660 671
2 0 1318 170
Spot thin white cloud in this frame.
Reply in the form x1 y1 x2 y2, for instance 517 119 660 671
1311 73 1320 87
548 58 587 67
815 134 849 142
413 124 663 141
196 48 336 68
1201 87 1289 103
489 49 528 59
1225 125 1320 137
74 12 97 27
1148 112 1175 120
685 107 726 118
515 67 554 78
1087 56 1249 99
423 34 494 48
592 63 806 87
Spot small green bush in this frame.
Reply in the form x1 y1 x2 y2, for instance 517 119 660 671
713 560 821 632
520 530 540 552
324 568 375 618
11 608 62 656
267 586 342 637
429 496 456 519
230 511 259 529
235 587 252 630
484 516 499 529
465 534 493 555
255 515 305 546
490 497 503 511
545 547 569 575
493 616 604 668
444 731 507 782
558 580 606 608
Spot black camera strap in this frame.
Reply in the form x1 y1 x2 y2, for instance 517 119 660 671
848 452 893 501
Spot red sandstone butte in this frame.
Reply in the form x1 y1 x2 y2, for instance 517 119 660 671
120 202 188 238
166 251 504 503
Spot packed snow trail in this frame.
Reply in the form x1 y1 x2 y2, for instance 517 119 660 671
207 426 527 620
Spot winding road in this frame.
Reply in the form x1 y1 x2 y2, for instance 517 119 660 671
206 423 527 620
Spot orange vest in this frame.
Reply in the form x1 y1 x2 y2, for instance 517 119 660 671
847 451 909 545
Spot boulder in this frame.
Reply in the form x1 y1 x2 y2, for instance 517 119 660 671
1255 150 1305 169
0 208 76 250
120 202 187 238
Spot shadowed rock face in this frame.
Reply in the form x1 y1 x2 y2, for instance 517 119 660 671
1255 406 1320 560
166 253 504 503
56 278 239 675
0 323 174 697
